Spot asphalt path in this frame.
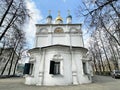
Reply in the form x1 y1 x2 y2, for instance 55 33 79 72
0 75 120 90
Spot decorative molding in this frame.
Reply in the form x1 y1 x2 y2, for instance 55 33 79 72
38 72 44 77
29 57 36 62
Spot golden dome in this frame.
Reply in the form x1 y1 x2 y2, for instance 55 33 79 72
55 11 63 21
56 16 63 21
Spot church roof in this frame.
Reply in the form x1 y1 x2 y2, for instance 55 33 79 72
36 23 82 26
47 15 52 19
67 15 72 18
28 44 88 52
41 44 87 49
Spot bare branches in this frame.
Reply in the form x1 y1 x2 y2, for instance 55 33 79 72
0 0 14 27
0 0 29 41
77 0 120 74
84 0 119 17
0 0 28 77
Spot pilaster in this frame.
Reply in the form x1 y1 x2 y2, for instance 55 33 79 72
37 49 46 85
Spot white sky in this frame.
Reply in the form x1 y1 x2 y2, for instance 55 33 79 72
25 0 43 48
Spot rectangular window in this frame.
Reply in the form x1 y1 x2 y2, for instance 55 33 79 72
49 61 60 75
30 64 34 75
83 62 87 74
23 63 34 75
54 62 60 75
23 63 31 74
49 61 55 74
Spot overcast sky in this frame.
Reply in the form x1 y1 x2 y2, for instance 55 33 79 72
25 0 89 49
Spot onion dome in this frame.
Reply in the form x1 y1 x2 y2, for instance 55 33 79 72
66 10 72 24
47 15 52 19
46 10 52 24
56 16 63 21
55 11 63 24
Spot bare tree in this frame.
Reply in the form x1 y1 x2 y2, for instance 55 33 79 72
77 0 120 45
0 0 28 77
77 0 120 75
0 26 26 76
8 29 26 76
0 0 29 41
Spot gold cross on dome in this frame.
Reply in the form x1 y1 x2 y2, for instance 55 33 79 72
58 10 60 16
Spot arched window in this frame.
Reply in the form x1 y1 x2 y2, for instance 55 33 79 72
40 28 48 33
70 28 78 33
82 62 87 75
54 27 64 33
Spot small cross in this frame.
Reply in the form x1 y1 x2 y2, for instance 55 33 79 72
68 10 70 15
48 10 51 15
58 10 60 16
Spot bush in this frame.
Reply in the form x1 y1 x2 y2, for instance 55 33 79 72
94 71 111 76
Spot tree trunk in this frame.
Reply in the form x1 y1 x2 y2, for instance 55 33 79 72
109 40 119 70
13 55 20 76
91 50 98 73
0 0 14 27
97 44 105 72
0 50 13 76
0 40 6 56
99 30 112 72
94 46 102 74
8 39 20 76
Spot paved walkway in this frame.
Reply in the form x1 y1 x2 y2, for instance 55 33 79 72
0 76 120 90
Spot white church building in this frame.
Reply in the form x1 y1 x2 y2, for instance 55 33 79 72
24 11 93 86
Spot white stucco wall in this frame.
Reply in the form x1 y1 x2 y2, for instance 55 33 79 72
43 50 72 85
25 46 92 86
25 23 92 86
35 24 83 47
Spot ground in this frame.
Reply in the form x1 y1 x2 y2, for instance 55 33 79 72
0 75 120 90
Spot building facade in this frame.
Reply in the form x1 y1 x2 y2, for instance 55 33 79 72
24 11 92 86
